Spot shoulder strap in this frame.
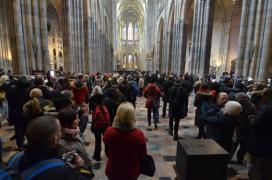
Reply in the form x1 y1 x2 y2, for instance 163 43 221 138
21 159 65 180
7 151 24 169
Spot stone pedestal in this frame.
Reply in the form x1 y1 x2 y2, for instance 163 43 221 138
176 139 229 180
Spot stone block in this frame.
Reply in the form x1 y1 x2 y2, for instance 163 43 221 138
176 139 229 180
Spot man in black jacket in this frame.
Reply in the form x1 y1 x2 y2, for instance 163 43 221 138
161 75 174 118
8 116 92 180
167 79 187 140
181 74 193 117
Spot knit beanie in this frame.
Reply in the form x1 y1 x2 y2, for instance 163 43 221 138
223 101 242 116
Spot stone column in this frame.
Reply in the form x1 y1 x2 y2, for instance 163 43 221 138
189 0 199 74
40 0 49 72
25 0 35 70
80 0 85 73
242 0 257 78
0 0 6 68
235 0 250 77
3 1 13 70
62 0 71 73
32 0 42 70
189 0 214 76
219 21 231 72
13 0 27 74
257 0 272 83
173 20 187 75
249 0 264 78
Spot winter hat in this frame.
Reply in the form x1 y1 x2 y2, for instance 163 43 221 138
223 101 242 116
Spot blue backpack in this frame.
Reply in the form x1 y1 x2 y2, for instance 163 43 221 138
1 151 65 180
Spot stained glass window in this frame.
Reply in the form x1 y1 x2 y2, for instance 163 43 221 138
122 23 127 40
134 24 138 40
128 22 133 41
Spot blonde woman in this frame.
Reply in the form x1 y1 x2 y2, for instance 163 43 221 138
103 102 147 180
23 88 55 122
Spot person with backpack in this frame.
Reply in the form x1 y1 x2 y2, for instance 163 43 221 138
128 75 139 107
91 93 110 161
6 116 92 180
143 76 162 129
194 83 213 139
166 79 187 140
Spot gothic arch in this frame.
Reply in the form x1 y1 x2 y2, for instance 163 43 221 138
47 2 63 70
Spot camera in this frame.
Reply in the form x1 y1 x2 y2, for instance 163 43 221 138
61 149 77 163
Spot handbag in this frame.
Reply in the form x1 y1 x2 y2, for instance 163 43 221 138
140 154 156 177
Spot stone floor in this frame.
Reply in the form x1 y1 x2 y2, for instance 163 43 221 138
0 95 249 180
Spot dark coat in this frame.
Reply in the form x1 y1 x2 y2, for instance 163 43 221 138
250 90 263 109
118 84 134 103
182 80 193 97
247 103 272 158
17 147 89 180
194 91 213 126
8 79 31 128
203 111 238 153
236 100 257 140
103 89 118 125
167 84 187 119
162 79 174 102
88 93 105 112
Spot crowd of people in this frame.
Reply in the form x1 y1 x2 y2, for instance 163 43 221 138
0 70 271 179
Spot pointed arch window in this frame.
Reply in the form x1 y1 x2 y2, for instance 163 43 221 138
122 23 127 40
134 24 138 40
128 22 133 41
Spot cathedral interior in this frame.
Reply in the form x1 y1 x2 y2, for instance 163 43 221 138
0 0 271 82
0 0 272 179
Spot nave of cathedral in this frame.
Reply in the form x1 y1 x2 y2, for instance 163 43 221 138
0 0 271 82
0 0 272 180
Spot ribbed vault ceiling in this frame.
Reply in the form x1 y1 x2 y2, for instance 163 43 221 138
117 0 145 24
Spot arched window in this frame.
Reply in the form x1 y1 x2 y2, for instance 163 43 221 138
134 24 138 40
128 22 133 41
122 23 127 40
128 54 132 63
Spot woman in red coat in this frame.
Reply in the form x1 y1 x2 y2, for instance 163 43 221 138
103 102 147 180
